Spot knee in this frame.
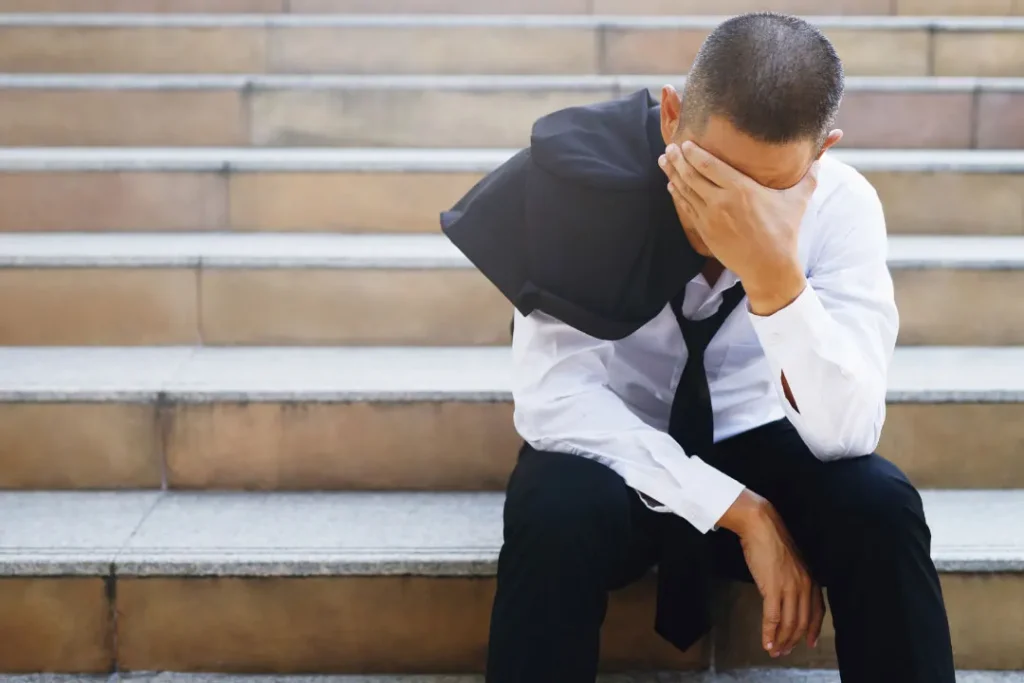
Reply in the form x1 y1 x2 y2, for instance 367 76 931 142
827 457 929 545
503 452 631 561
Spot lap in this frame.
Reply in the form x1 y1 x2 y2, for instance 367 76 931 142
504 445 686 590
709 420 927 584
505 422 926 589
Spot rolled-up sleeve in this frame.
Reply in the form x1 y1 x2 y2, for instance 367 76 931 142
511 309 744 533
749 177 899 461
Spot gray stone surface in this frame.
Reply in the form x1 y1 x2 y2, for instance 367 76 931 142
0 347 195 402
0 233 471 269
0 13 1021 29
0 232 1013 270
887 235 1024 269
927 490 1024 571
0 677 109 683
0 492 160 575
117 492 501 576
164 346 512 402
888 347 1024 403
1 346 1023 403
0 73 1020 94
0 148 1019 173
2 233 1022 271
3 490 1022 577
15 670 1024 682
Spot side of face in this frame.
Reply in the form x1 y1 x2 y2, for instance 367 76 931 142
659 85 842 256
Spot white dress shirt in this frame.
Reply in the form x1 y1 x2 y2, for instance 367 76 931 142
510 153 899 534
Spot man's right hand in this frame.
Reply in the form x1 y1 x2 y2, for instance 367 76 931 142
718 489 825 658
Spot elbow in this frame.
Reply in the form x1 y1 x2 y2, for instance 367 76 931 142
806 381 886 462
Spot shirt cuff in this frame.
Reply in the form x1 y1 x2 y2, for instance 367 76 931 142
748 283 831 362
670 456 746 533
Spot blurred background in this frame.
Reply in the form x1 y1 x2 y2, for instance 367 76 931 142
0 0 1021 680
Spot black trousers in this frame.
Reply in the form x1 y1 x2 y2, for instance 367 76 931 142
486 419 955 683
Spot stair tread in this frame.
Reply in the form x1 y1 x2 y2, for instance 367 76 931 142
0 346 1021 403
1 673 1021 682
1 489 1022 576
0 147 1019 172
0 73 1020 92
3 233 1024 268
1 13 1022 29
1 233 1022 269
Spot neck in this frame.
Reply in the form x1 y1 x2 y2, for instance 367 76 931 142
702 259 725 287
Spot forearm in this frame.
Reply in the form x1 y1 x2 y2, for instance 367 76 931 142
515 388 744 533
749 284 891 459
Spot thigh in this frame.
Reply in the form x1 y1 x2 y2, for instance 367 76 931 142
707 420 924 584
505 444 667 591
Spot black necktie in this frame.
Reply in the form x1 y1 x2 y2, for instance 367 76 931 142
667 281 747 457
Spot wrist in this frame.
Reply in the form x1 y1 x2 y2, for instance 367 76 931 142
717 488 771 537
744 260 807 317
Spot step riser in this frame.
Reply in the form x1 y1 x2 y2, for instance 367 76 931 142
0 87 1020 149
1 401 1021 490
0 169 1020 235
0 0 1020 15
714 579 1024 670
0 576 704 674
0 26 1020 77
1 573 1020 673
0 268 514 346
0 268 1021 346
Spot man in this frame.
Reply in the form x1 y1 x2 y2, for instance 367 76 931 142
443 12 955 683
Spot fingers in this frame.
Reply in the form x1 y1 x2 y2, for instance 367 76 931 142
659 153 706 208
674 148 720 203
679 140 744 188
788 583 811 655
667 182 698 226
773 587 798 658
762 591 781 656
807 584 825 649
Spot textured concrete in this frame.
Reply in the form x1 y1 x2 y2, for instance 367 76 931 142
0 148 1020 173
1 346 1023 403
117 492 501 576
0 233 468 269
887 235 1024 268
5 672 1024 682
2 234 1024 346
1 74 1021 92
0 579 113 672
1 233 1023 270
0 15 1021 29
0 492 159 574
2 490 1020 576
887 346 1024 402
0 347 195 402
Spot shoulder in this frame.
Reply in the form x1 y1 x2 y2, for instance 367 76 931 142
802 154 888 267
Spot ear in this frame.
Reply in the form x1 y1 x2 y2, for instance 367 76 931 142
660 85 682 145
816 129 843 159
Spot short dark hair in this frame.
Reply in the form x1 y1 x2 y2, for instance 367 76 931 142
681 12 844 144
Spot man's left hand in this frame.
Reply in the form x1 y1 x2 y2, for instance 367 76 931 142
660 141 814 316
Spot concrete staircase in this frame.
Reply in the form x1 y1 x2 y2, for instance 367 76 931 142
0 0 1021 680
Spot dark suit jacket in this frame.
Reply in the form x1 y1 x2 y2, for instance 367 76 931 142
442 89 717 652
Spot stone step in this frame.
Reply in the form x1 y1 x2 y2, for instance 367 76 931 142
0 147 1019 235
0 74 1020 149
0 15 1021 77
2 0 1023 16
1 676 1022 683
0 345 1022 490
0 490 1021 672
0 233 1022 347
